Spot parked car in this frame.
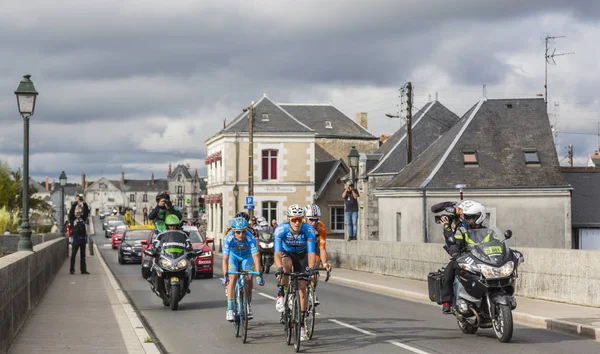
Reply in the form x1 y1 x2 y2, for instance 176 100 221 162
182 225 214 278
111 225 128 249
104 218 123 235
118 228 153 264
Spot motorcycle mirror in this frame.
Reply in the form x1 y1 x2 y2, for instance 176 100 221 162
504 230 513 240
446 235 456 245
445 206 456 214
143 249 154 256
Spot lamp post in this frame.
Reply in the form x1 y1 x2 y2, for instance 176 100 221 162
15 75 39 252
59 171 67 237
348 145 360 184
233 184 239 214
455 184 467 200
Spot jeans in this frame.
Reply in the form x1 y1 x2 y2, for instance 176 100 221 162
70 238 87 273
345 211 358 239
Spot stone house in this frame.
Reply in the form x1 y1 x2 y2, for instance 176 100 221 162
167 163 207 221
375 98 572 248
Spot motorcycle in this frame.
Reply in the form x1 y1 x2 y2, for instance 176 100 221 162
143 230 203 311
257 227 274 273
429 228 524 343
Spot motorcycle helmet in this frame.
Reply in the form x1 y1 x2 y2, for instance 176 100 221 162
112 208 118 215
459 200 486 225
165 214 180 226
256 216 268 227
156 191 170 202
231 217 248 230
304 204 321 217
286 204 305 218
235 212 250 222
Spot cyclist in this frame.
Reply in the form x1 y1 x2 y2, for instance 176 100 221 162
224 212 259 243
222 217 264 322
274 204 317 341
304 204 331 307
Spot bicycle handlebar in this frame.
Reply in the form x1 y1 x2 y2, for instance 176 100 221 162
227 270 262 276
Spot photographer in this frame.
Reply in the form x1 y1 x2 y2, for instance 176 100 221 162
148 191 182 233
341 181 359 241
69 194 90 274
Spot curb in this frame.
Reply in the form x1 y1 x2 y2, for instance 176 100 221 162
95 244 162 353
329 274 600 342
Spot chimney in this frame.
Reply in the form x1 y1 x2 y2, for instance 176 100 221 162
81 173 86 188
168 163 172 178
45 176 49 191
121 171 125 184
356 112 368 129
52 180 56 191
151 172 155 185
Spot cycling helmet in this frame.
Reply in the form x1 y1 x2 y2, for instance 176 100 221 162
286 204 305 218
156 191 170 202
459 200 486 225
235 212 250 221
112 208 118 215
304 204 321 217
231 217 248 230
165 214 180 226
256 216 268 227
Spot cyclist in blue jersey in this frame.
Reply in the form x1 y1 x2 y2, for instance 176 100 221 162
222 217 264 322
274 204 316 341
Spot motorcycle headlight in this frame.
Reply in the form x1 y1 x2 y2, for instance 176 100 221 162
479 261 514 279
259 242 274 248
159 257 173 268
267 242 274 248
176 259 188 269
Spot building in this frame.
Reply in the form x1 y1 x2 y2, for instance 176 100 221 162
167 163 207 222
313 159 350 237
375 98 572 248
562 167 600 249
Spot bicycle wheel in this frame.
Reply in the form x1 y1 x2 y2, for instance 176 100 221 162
285 292 293 345
305 284 316 340
293 291 302 352
233 283 241 337
241 286 249 343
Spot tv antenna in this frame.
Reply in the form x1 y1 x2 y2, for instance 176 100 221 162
544 34 574 109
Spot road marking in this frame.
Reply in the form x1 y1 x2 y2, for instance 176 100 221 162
103 244 112 248
328 319 375 336
258 292 278 301
387 340 431 354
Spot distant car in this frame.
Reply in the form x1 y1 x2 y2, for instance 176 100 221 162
118 228 153 264
111 225 128 249
182 225 214 278
105 219 124 237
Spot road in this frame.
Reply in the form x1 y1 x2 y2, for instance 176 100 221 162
92 217 600 354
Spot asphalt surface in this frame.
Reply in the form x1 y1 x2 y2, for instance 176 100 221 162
92 217 600 354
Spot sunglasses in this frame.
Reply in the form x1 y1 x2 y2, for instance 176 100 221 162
233 230 245 234
308 218 320 222
290 217 303 223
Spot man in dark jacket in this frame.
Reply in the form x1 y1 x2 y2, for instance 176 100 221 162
69 194 90 274
148 191 182 233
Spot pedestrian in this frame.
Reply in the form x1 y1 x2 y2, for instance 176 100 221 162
50 222 59 233
271 219 278 228
342 181 359 241
69 194 90 274
250 216 257 228
143 207 149 224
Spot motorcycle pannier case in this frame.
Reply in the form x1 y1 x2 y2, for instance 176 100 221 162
427 270 444 304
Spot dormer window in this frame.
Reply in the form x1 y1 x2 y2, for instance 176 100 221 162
325 121 332 129
523 149 540 165
261 113 269 121
462 151 479 166
177 174 183 181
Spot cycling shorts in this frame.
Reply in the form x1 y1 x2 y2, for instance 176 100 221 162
282 250 308 281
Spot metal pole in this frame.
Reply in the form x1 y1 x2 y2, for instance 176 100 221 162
248 104 254 218
18 116 33 251
406 82 413 164
60 185 66 236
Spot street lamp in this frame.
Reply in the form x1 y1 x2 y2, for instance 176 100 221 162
233 184 239 214
348 145 360 184
15 74 39 251
59 171 67 237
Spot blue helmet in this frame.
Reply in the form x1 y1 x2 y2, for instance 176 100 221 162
231 217 248 230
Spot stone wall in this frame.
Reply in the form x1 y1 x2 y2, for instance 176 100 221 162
0 237 68 353
0 233 64 254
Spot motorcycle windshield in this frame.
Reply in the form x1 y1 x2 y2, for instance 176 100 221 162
158 230 188 258
259 230 273 242
471 240 509 266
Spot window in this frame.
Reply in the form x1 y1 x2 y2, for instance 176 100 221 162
463 151 479 165
177 174 183 181
177 186 183 194
330 206 345 232
523 149 540 164
177 198 183 207
262 150 278 180
325 121 332 129
143 193 148 203
261 113 269 121
396 212 402 241
129 194 135 202
108 193 115 202
262 201 278 224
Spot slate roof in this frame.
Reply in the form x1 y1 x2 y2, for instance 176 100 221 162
562 167 600 227
369 101 460 175
222 96 313 134
170 164 193 180
279 104 377 140
315 159 349 200
110 179 169 192
385 98 569 189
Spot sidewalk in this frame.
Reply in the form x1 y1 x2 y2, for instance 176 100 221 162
328 267 600 341
8 245 160 354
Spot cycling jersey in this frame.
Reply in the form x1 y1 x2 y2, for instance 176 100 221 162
274 222 316 254
312 220 327 248
223 230 259 259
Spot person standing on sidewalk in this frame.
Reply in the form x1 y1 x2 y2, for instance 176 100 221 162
69 194 90 274
342 182 359 241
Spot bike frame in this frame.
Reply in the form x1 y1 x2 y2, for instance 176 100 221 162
227 269 260 343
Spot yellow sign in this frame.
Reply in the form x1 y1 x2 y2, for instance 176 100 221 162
483 246 503 255
171 277 179 282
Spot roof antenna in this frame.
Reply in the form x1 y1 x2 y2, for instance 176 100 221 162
435 92 438 101
483 84 487 99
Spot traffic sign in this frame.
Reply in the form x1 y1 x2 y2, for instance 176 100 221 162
245 196 254 205
243 205 255 210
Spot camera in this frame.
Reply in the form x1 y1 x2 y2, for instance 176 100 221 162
434 214 455 224
165 199 173 209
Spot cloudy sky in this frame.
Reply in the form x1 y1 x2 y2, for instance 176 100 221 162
1 0 599 184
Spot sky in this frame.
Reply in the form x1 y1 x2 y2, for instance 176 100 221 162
0 0 599 184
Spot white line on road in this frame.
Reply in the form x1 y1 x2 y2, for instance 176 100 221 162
387 340 431 354
258 292 278 301
328 319 375 336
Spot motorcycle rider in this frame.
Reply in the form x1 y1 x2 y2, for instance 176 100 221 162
441 200 499 313
222 217 264 321
148 191 182 233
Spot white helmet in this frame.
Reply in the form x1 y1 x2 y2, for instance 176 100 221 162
459 200 486 225
256 216 268 227
304 204 321 217
286 204 305 217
